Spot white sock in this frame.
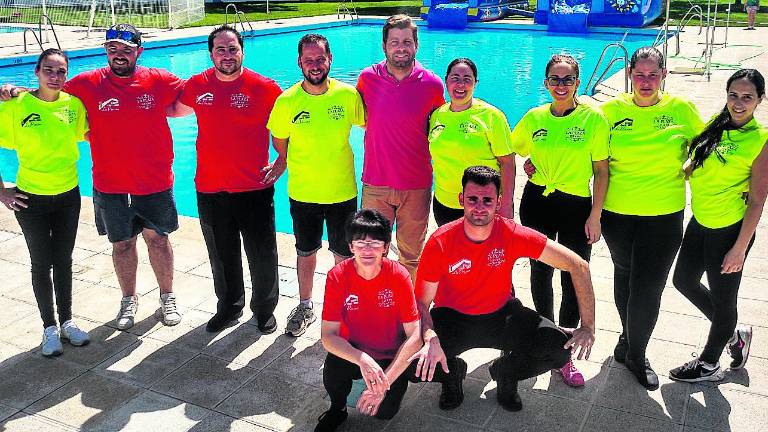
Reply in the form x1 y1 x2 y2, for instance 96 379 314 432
300 299 313 309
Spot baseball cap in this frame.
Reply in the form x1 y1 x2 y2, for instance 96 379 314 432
105 23 142 47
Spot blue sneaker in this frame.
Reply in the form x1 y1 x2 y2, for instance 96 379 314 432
41 326 63 357
61 320 90 346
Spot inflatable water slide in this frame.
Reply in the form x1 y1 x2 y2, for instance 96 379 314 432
422 0 662 31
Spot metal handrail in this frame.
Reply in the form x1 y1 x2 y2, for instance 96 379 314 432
236 11 254 32
23 28 43 53
38 14 61 51
337 0 359 21
585 42 630 96
224 4 256 33
224 3 238 26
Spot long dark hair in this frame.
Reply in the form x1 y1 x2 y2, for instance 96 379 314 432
688 69 765 171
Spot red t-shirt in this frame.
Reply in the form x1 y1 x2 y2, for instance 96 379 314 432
416 216 548 315
322 258 420 360
179 68 282 193
64 66 183 194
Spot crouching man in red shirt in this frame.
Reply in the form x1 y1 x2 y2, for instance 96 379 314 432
411 165 596 412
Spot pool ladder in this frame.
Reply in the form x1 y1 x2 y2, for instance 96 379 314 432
224 3 258 33
337 0 359 21
653 4 704 57
23 14 61 53
584 40 630 97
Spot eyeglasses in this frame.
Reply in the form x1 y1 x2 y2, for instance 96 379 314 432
351 239 386 249
105 29 141 45
546 76 577 87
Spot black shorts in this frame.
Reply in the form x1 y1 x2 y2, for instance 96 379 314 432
94 188 179 243
289 197 357 258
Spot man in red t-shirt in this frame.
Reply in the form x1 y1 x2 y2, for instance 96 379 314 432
410 166 596 412
1 24 184 331
168 26 283 334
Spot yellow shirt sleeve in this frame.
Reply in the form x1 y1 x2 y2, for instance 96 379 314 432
0 100 16 150
488 108 513 157
510 111 531 157
590 112 610 161
266 97 291 140
73 96 89 142
352 89 366 127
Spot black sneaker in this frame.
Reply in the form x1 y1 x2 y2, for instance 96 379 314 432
205 310 243 333
624 356 659 390
489 356 522 411
727 324 752 369
257 315 278 335
314 408 348 432
670 359 724 383
613 334 628 364
439 357 467 410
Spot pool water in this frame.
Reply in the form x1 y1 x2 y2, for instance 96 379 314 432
0 26 25 33
0 24 654 235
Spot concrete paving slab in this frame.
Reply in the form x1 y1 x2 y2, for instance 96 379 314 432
0 295 38 327
0 260 30 296
738 277 768 303
526 359 612 403
0 235 31 266
94 337 198 388
0 404 19 423
415 376 496 426
56 321 139 369
263 337 325 388
733 298 768 328
142 308 226 352
147 271 214 311
595 367 687 423
0 412 78 431
385 404 485 432
0 355 86 409
582 406 681 432
486 392 589 432
186 412 273 432
684 386 768 432
202 325 294 370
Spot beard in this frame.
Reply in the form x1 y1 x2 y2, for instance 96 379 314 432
109 59 136 77
386 52 414 70
215 61 241 76
302 68 329 86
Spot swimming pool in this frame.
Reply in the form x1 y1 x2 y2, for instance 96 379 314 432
0 23 655 235
0 25 25 33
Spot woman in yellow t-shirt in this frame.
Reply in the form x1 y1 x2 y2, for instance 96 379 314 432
428 58 515 226
0 49 89 357
669 69 768 382
511 54 609 388
599 46 704 390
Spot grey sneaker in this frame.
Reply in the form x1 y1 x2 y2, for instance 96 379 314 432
158 293 182 326
41 325 63 357
60 320 90 346
285 304 316 337
116 295 138 330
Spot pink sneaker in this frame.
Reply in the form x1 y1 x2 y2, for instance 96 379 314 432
554 359 585 387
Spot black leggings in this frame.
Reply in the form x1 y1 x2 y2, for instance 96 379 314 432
519 182 592 328
432 196 464 227
601 210 683 361
672 218 754 364
14 187 80 329
432 299 570 381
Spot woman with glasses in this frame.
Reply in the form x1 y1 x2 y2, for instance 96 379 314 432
511 54 609 387
315 209 430 431
428 57 514 226
600 46 704 389
669 69 767 382
0 49 90 357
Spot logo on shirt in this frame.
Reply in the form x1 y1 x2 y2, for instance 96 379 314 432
377 289 394 308
653 115 674 130
327 105 345 120
137 93 156 110
52 108 77 125
344 294 359 311
612 118 634 131
98 98 120 112
196 92 214 106
716 140 739 156
487 248 505 268
292 111 311 124
20 113 41 127
459 121 479 134
565 126 586 142
230 93 249 109
449 259 472 275
532 128 548 141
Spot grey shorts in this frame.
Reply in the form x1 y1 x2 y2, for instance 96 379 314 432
93 188 179 243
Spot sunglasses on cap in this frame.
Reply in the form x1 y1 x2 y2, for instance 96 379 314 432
105 29 141 46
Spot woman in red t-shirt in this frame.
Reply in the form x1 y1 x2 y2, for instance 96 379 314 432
315 209 422 431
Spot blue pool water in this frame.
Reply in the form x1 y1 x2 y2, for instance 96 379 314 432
0 24 654 234
0 26 25 33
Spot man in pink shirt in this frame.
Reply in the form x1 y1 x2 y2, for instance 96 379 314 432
356 15 445 281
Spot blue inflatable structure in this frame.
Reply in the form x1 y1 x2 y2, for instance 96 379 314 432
422 0 661 30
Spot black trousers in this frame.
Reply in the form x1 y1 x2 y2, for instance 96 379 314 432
14 187 80 328
197 187 279 324
432 196 464 227
519 182 592 328
672 217 754 364
601 210 683 361
432 299 570 381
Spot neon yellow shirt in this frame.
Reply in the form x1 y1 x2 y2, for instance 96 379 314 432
601 93 704 215
267 79 365 204
511 102 609 198
428 99 513 209
0 91 87 195
690 118 768 229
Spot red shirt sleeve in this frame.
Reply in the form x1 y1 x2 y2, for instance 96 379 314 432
63 71 91 100
393 263 419 323
321 265 344 322
415 235 443 299
177 75 196 107
267 80 282 109
511 223 548 260
156 68 184 106
355 73 366 99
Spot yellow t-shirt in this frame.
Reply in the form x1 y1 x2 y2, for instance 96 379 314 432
690 118 768 229
428 99 513 209
511 102 610 198
601 93 704 215
267 78 365 204
0 91 87 195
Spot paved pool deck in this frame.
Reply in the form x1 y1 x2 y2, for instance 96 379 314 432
0 14 767 432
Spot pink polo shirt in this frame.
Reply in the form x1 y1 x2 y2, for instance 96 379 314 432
356 60 445 190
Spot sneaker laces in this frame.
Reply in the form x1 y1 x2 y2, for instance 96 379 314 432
119 297 137 318
289 305 310 324
161 295 178 315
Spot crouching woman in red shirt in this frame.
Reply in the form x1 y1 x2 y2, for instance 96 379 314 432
316 209 435 431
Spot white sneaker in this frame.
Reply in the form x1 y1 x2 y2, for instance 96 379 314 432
61 320 90 346
41 325 63 357
158 293 182 326
116 295 138 330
